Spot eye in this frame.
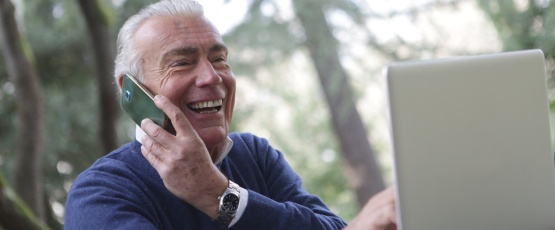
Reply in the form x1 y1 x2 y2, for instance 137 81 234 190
171 60 191 67
175 61 188 66
212 57 225 62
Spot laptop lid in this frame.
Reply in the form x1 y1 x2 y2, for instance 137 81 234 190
386 49 555 230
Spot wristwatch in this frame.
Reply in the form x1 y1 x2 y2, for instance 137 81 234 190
214 180 241 226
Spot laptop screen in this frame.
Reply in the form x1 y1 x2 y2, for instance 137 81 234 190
386 49 555 230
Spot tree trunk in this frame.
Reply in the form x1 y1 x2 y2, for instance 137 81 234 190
0 172 50 230
292 0 385 207
78 0 119 155
0 0 45 222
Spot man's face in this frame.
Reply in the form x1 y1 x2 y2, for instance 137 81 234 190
133 16 235 155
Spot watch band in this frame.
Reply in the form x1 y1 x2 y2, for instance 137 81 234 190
214 180 241 226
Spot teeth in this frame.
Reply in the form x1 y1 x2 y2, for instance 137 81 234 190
187 99 223 110
199 108 218 114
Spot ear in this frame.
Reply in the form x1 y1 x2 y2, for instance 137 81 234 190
117 75 124 90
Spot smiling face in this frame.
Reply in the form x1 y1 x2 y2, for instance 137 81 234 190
132 16 235 157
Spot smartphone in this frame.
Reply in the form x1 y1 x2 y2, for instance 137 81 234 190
120 74 169 130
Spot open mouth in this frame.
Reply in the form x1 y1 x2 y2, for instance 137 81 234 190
187 99 223 114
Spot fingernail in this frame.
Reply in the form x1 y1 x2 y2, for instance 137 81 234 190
141 118 150 127
154 95 160 101
141 136 146 143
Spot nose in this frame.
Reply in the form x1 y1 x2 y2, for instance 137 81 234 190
195 59 222 87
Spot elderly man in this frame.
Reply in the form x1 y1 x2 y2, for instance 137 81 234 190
65 0 395 229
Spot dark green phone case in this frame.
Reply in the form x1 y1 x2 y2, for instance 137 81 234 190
120 74 168 130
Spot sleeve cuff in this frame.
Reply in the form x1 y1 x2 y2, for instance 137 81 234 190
228 187 249 227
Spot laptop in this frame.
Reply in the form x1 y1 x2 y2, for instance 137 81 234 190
385 49 555 230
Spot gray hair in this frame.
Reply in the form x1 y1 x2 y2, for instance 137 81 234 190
114 0 204 88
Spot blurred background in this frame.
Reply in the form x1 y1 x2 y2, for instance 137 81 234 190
0 0 554 229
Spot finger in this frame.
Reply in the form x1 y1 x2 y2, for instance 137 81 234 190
347 199 396 230
153 95 196 137
368 186 396 210
385 224 398 230
374 186 395 202
140 134 168 162
141 118 172 148
371 203 397 229
141 144 162 169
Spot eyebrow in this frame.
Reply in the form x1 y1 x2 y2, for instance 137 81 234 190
159 43 228 66
209 43 228 54
160 47 198 65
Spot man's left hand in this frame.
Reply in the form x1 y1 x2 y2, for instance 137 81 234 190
344 186 397 230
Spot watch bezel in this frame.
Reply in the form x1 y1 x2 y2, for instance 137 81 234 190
222 193 240 212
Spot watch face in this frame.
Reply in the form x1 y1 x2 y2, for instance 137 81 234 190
223 194 239 211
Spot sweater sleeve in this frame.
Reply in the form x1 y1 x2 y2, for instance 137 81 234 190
229 135 347 230
65 168 158 230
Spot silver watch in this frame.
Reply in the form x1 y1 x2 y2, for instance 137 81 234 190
214 180 241 226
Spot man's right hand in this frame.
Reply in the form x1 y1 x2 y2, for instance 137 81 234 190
344 186 397 230
140 95 228 220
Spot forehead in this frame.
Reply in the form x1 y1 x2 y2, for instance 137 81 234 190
132 16 223 55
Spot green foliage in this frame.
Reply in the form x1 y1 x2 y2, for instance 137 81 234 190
223 0 301 77
19 36 36 66
477 0 555 77
0 0 155 226
95 0 116 27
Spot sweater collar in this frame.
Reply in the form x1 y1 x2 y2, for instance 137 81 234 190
135 125 233 164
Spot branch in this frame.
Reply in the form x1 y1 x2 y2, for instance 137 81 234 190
0 172 50 230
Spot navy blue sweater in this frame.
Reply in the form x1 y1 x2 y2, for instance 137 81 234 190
65 132 347 229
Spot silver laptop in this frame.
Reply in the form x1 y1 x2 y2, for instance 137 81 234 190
386 49 555 230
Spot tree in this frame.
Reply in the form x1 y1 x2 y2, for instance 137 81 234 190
222 0 385 211
0 0 159 227
0 0 45 222
292 0 385 206
78 0 120 155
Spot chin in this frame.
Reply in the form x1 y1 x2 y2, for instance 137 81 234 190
196 127 227 150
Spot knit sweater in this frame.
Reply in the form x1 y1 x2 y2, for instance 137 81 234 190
65 132 347 229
